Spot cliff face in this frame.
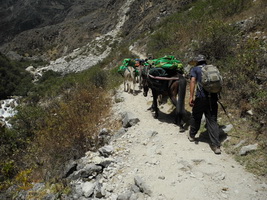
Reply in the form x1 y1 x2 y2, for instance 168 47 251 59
0 0 192 60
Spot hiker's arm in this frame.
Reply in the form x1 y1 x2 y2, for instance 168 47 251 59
189 77 196 107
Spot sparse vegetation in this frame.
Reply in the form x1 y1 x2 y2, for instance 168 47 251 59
146 0 267 176
0 57 123 192
0 0 266 197
0 53 34 99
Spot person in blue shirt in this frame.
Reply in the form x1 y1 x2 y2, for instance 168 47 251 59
188 55 221 154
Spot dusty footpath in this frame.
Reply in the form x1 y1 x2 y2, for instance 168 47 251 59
108 85 267 200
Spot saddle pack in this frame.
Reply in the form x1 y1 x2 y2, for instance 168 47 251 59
148 68 170 92
122 58 135 67
148 55 184 72
118 58 138 76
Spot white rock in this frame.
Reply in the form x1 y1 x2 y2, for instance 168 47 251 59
239 144 258 156
82 182 96 198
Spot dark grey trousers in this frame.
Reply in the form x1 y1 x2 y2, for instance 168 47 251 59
189 97 221 147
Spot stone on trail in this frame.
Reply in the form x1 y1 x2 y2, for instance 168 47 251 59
134 176 152 196
112 128 128 140
131 184 140 193
71 163 102 179
61 159 77 178
99 145 114 157
99 128 110 135
233 139 247 149
81 182 96 198
94 182 106 198
117 191 132 200
122 111 140 128
177 160 192 172
222 124 233 133
239 143 258 156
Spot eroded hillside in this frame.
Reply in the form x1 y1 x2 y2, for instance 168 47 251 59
0 0 193 60
0 0 266 199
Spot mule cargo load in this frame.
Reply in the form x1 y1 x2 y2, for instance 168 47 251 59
118 65 127 75
122 58 136 67
149 55 183 71
118 58 139 76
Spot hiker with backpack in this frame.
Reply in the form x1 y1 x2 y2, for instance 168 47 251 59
188 55 222 154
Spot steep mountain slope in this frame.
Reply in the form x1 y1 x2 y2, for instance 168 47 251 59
0 0 193 61
0 0 125 60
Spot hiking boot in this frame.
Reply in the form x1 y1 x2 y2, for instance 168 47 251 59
188 134 195 142
211 145 221 154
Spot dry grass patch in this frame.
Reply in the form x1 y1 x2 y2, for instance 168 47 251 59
28 84 111 181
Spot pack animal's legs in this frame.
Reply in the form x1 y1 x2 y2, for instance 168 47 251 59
176 76 187 132
152 89 159 118
139 66 143 89
124 80 127 92
133 77 136 95
127 80 130 93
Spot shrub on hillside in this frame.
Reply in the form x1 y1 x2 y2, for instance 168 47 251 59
221 38 267 133
30 84 109 180
89 70 108 88
37 70 62 83
212 0 252 17
0 81 111 188
0 53 34 99
193 20 238 61
0 105 46 190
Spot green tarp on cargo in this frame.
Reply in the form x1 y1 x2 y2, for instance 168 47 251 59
147 55 183 71
118 58 139 76
122 58 136 67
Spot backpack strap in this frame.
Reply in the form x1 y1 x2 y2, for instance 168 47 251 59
196 64 205 93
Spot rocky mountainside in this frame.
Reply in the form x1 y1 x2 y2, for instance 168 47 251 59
0 0 192 61
0 0 123 60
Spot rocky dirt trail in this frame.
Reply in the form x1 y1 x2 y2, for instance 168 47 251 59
109 84 267 200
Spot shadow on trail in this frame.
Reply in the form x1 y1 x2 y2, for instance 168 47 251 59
128 88 143 96
147 106 191 131
192 125 229 145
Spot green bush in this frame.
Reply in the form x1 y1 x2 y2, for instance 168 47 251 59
89 69 108 88
193 20 239 61
12 105 46 138
219 37 267 137
216 0 252 17
0 105 44 162
37 70 62 83
0 53 34 99
0 160 15 182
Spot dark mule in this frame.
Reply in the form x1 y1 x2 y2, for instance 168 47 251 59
142 66 187 132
